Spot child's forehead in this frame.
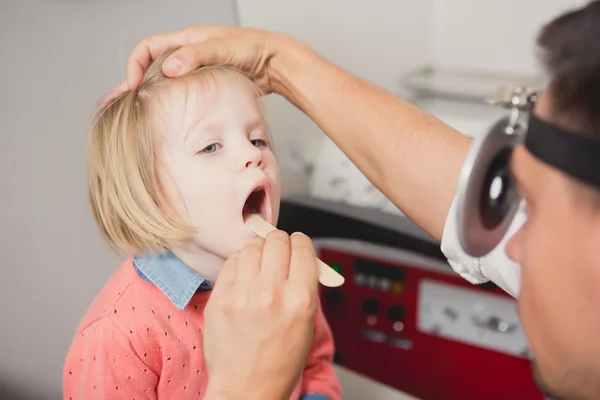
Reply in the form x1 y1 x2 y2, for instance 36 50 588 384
154 71 260 115
150 69 265 135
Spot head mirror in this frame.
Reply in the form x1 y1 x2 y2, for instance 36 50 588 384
455 87 537 257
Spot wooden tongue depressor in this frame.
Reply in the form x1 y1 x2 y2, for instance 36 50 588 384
244 213 345 287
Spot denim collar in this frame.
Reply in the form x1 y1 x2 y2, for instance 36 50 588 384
133 250 213 310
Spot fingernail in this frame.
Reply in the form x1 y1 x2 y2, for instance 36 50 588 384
165 58 183 74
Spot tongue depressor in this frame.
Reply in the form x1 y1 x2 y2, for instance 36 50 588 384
244 213 345 287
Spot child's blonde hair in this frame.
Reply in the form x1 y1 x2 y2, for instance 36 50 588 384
87 48 264 256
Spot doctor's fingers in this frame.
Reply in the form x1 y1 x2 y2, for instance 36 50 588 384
287 232 319 298
158 35 276 94
234 236 265 288
100 28 225 107
259 230 292 285
125 26 227 89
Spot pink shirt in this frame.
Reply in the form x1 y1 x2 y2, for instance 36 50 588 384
63 258 341 399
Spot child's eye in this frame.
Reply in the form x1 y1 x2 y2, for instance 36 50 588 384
250 139 268 148
201 143 221 154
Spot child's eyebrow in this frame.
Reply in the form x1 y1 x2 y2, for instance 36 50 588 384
183 118 216 144
247 117 267 132
183 115 267 144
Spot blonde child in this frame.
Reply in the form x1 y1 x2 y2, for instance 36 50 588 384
63 48 341 400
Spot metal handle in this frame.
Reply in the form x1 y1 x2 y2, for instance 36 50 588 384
471 314 517 333
485 86 539 135
485 86 538 110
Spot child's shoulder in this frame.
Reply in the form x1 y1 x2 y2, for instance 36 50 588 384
73 257 163 334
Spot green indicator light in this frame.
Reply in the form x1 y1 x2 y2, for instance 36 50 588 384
330 263 343 275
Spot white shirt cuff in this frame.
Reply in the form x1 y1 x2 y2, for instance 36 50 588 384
440 193 526 298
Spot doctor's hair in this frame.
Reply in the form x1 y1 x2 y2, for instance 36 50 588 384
87 48 265 256
537 0 600 203
537 0 600 139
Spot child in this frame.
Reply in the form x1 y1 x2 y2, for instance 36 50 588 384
63 48 341 400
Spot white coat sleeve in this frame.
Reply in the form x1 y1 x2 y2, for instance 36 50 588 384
439 193 526 298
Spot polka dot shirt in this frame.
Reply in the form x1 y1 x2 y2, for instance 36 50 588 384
63 258 341 399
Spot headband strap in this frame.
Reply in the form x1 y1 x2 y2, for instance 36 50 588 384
525 114 600 189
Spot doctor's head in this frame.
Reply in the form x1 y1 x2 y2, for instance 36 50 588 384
504 1 600 399
87 48 281 276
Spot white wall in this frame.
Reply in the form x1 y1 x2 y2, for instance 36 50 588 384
237 0 434 195
236 0 588 196
416 0 588 149
431 0 588 75
238 0 434 92
0 1 237 398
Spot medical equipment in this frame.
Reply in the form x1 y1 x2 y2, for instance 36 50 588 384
278 196 545 399
455 86 536 257
276 78 553 399
456 85 600 257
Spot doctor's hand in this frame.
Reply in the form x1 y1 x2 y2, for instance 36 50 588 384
105 26 312 105
203 231 320 400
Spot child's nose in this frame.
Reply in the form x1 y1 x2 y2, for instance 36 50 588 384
243 145 263 169
245 158 263 168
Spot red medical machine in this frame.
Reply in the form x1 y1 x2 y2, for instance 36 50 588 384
278 196 545 400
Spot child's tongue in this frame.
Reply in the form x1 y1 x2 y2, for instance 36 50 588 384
242 203 257 215
243 189 265 217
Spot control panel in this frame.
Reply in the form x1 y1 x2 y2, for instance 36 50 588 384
418 280 529 358
316 238 544 400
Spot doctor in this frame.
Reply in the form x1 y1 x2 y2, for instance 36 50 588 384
108 1 600 399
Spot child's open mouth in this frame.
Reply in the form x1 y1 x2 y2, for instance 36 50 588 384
242 179 272 224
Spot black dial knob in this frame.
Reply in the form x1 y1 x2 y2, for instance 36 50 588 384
324 289 343 305
362 297 380 315
388 305 406 322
